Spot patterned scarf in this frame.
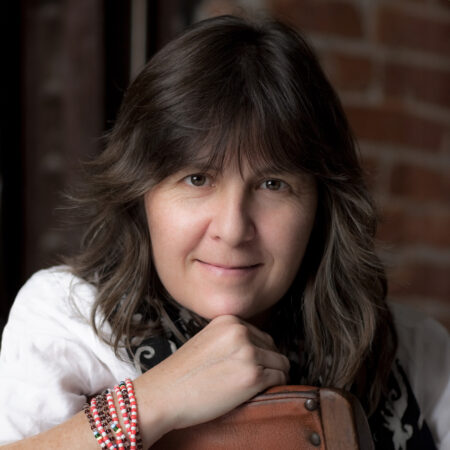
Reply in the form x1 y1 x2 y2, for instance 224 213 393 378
127 303 437 450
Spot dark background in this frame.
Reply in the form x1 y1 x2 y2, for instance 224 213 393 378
1 0 449 332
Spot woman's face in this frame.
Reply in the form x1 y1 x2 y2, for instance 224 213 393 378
144 157 317 324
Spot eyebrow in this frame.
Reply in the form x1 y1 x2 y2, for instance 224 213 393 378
251 166 300 177
186 164 295 176
181 154 305 179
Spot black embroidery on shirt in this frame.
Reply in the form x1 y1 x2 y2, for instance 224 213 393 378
369 359 436 450
128 305 437 450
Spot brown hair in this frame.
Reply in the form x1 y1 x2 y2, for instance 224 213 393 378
69 15 396 413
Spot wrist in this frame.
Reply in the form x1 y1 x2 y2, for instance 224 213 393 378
132 377 175 448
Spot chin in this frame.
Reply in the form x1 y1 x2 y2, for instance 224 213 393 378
208 304 271 324
194 296 254 320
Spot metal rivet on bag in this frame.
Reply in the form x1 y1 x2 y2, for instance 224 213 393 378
309 432 321 446
305 399 318 411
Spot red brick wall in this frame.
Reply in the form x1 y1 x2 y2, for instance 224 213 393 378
15 1 448 330
196 0 450 328
268 0 450 328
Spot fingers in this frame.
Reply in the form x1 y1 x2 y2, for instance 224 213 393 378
224 317 291 386
246 324 278 352
260 367 289 388
212 315 279 352
209 315 290 374
238 363 288 395
237 344 290 378
256 347 291 375
238 318 277 349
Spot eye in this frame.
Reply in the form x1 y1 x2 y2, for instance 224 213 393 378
184 174 211 187
259 179 288 191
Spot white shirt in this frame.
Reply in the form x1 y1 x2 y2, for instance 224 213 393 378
0 267 449 447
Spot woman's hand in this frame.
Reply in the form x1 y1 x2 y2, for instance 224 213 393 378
133 314 290 445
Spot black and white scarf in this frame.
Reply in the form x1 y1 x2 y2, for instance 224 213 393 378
127 304 437 450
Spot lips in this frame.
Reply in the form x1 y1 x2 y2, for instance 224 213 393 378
196 260 261 270
195 259 262 277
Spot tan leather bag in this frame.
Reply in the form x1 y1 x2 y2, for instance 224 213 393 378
152 385 374 449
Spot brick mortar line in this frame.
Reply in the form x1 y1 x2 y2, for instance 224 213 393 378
374 196 450 216
377 0 450 22
387 99 450 125
380 247 450 264
286 0 450 20
358 143 450 169
367 158 393 198
372 51 450 73
310 35 450 71
341 92 450 124
374 197 450 216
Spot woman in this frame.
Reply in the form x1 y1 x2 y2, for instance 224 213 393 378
0 15 448 449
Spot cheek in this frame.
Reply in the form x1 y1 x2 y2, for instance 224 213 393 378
145 197 205 264
262 207 315 269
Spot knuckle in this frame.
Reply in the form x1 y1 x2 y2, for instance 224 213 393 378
211 315 236 325
239 344 257 361
229 323 250 342
241 365 265 387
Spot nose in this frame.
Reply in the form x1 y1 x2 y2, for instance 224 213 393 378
208 186 256 247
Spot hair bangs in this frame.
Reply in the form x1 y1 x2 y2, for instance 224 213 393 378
157 80 314 180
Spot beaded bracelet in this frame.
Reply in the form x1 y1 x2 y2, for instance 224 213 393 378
114 382 131 435
100 392 132 450
117 382 143 450
90 395 115 449
125 378 143 450
105 389 128 448
83 379 142 450
85 394 117 448
83 403 104 447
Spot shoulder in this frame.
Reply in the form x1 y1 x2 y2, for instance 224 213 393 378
389 301 449 385
6 266 96 334
0 266 138 443
12 265 96 312
3 265 123 363
389 301 450 447
390 301 449 350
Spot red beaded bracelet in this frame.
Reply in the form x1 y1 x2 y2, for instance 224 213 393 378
119 381 143 450
105 388 128 448
84 378 142 449
90 395 115 449
125 378 140 449
114 382 131 434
